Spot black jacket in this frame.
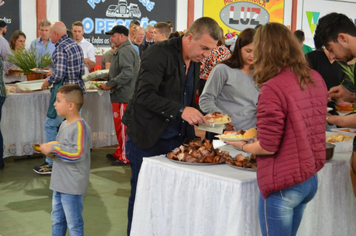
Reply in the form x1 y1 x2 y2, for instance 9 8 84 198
122 36 200 149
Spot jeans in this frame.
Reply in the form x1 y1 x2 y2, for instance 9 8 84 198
52 191 84 236
0 97 5 165
259 174 318 236
44 115 64 166
126 136 183 236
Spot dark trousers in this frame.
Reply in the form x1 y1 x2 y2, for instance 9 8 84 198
126 136 183 236
0 97 5 164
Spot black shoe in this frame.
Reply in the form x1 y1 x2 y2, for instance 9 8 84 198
106 154 117 161
33 163 52 175
111 160 129 166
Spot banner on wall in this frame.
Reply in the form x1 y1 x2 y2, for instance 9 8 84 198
203 0 284 36
302 0 356 49
60 0 176 46
0 0 21 41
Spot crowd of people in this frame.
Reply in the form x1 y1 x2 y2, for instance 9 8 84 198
0 12 356 236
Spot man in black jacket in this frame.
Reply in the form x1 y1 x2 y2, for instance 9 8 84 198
122 17 222 235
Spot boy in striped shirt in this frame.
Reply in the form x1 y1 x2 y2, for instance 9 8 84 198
40 84 91 236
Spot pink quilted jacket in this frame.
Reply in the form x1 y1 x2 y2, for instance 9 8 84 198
256 68 328 199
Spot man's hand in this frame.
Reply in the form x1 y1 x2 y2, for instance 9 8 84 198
328 85 355 103
45 68 53 77
181 107 207 125
225 122 234 131
41 78 51 90
100 83 116 91
40 143 54 157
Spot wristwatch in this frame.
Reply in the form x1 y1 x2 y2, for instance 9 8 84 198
326 115 331 125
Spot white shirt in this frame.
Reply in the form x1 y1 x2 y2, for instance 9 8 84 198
77 38 96 75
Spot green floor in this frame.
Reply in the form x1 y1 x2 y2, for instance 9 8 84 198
0 147 131 236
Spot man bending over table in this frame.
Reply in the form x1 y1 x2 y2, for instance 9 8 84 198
314 12 356 197
122 17 222 235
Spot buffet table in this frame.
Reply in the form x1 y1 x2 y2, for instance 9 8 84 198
131 152 356 236
2 90 118 158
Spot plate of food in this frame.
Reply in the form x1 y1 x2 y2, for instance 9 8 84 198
90 81 105 88
330 128 356 137
31 68 49 73
9 68 23 73
215 128 257 141
226 153 257 171
166 139 233 164
205 112 231 124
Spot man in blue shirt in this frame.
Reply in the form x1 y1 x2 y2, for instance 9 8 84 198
30 19 55 67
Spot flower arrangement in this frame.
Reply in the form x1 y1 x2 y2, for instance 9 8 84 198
6 42 52 73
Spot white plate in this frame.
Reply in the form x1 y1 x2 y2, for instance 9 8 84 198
330 128 356 137
227 162 257 172
30 69 49 73
326 131 353 153
215 135 250 141
16 79 52 91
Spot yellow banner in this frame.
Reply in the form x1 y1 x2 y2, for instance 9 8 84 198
203 0 284 36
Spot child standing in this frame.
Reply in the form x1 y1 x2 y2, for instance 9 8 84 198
40 84 92 236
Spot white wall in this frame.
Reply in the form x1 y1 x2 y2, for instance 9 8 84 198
22 0 37 49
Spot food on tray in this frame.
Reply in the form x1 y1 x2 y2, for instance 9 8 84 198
335 103 354 112
216 128 257 141
326 134 353 142
90 81 105 88
166 139 233 163
339 128 356 134
226 153 257 169
205 112 231 124
31 68 49 73
9 68 23 73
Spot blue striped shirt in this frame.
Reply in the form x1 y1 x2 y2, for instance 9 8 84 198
48 34 86 93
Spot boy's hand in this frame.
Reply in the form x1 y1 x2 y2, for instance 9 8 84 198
40 142 54 156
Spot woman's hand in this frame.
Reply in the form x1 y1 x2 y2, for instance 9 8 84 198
225 140 247 150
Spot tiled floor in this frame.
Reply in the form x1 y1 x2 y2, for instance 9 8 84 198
0 128 205 236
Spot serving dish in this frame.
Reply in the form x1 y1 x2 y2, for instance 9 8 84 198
326 142 335 161
326 131 353 153
226 161 257 171
166 156 225 165
16 79 51 91
330 128 356 137
30 68 49 73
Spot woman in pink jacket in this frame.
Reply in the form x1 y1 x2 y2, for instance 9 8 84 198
226 23 328 236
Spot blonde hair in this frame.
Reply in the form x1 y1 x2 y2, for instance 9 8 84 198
253 23 314 90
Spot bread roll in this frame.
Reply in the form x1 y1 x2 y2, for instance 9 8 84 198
243 128 257 138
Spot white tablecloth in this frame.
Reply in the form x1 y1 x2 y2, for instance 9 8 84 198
131 152 356 236
2 90 118 158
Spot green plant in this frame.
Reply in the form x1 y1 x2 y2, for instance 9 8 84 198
6 42 52 73
338 61 356 111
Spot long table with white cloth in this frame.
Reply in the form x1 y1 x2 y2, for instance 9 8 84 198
131 147 356 236
2 90 117 158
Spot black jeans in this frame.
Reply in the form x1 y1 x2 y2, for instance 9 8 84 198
126 136 182 236
0 96 5 164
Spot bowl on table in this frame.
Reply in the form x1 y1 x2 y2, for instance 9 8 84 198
326 142 335 161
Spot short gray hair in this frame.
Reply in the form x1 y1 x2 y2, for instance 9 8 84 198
39 19 51 28
185 17 222 41
144 24 154 32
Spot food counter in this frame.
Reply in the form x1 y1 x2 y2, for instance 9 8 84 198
131 152 356 236
2 90 117 158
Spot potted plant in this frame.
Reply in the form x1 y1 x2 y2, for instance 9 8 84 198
6 42 52 81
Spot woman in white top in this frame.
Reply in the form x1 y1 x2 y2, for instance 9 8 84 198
4 30 27 84
199 28 259 131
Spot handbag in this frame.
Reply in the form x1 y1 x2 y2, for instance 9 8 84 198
46 79 64 118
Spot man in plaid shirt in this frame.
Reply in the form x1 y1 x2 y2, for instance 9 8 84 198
34 21 86 175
